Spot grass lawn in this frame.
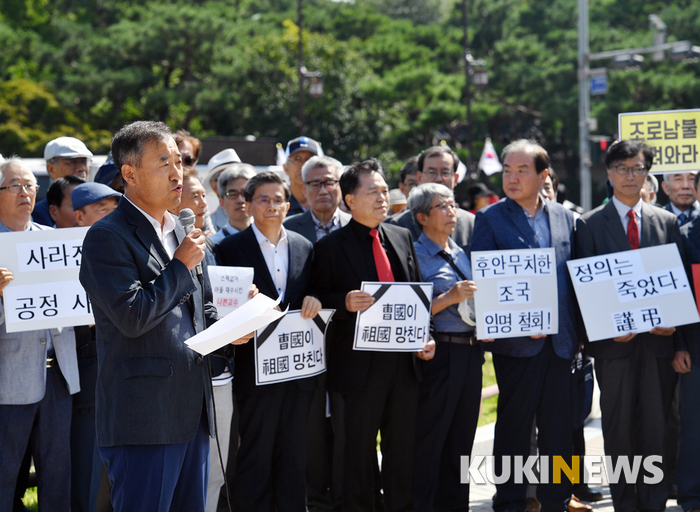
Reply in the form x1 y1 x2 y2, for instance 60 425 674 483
478 351 498 427
22 487 38 511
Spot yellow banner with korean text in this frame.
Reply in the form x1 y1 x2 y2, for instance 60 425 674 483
619 109 700 174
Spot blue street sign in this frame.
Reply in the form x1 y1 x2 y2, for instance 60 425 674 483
590 74 608 95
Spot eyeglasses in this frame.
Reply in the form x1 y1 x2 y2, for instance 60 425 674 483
288 155 309 164
423 170 455 179
183 156 197 167
611 165 647 176
252 196 287 208
0 183 39 194
224 189 245 199
430 202 457 212
305 179 339 191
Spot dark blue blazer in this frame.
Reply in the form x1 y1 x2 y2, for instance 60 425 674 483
678 217 700 362
215 225 317 395
469 197 578 360
664 201 700 225
79 198 219 447
575 200 682 359
283 208 352 244
385 206 475 252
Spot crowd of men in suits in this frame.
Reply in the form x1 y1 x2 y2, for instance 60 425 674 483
2 123 700 512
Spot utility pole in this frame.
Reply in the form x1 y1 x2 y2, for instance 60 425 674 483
298 0 305 135
577 0 592 211
462 0 473 175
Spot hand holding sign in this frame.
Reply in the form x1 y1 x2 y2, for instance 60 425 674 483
417 340 436 361
0 267 13 296
345 290 374 312
301 296 322 319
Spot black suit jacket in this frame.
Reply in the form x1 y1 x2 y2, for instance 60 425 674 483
215 226 317 395
311 221 423 393
575 200 682 359
79 198 219 447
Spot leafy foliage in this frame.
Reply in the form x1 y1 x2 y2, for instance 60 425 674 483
0 0 698 198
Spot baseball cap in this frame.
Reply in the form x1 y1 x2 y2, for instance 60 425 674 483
285 136 323 158
72 182 122 211
44 137 93 160
94 153 120 185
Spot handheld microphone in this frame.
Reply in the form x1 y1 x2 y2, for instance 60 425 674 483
178 208 203 277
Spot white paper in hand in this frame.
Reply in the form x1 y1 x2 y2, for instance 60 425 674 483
186 293 287 355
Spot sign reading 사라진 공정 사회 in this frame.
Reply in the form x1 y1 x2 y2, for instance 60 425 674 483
618 108 700 174
0 227 93 333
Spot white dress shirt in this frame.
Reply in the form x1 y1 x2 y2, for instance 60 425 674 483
612 196 643 236
125 197 178 258
252 222 289 302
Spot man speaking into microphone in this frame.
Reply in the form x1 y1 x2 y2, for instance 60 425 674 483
80 121 232 512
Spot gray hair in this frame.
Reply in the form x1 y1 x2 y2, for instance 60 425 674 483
218 164 257 192
408 183 454 228
111 121 172 171
301 155 344 182
645 173 659 194
501 139 550 174
0 157 33 187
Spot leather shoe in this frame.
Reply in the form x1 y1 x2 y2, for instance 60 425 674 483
526 498 541 512
569 495 593 512
573 484 604 503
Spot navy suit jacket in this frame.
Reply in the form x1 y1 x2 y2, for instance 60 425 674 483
79 198 219 447
384 207 475 251
676 218 700 362
664 200 700 225
575 200 682 359
469 197 578 360
215 226 317 395
311 221 423 393
283 209 351 244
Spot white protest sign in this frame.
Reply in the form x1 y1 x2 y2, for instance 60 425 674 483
186 293 287 356
254 309 334 385
207 266 254 316
353 282 433 352
0 227 93 332
471 248 558 340
567 245 698 341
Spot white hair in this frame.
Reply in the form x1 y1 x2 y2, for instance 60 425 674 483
301 155 344 182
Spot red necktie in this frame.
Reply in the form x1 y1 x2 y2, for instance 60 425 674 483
369 228 395 282
627 209 639 250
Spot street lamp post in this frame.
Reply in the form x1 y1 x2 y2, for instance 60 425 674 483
461 0 486 180
297 0 323 135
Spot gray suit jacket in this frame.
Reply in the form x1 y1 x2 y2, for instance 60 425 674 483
80 198 219 446
283 209 351 243
384 207 475 251
469 197 579 360
0 311 79 404
575 200 682 359
0 222 80 404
